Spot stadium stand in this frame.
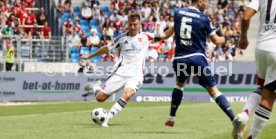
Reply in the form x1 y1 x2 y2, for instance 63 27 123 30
56 0 256 63
0 0 256 71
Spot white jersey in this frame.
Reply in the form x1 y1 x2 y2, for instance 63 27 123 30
248 0 276 52
107 32 154 78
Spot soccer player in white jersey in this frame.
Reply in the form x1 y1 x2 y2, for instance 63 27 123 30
234 0 276 138
80 13 155 127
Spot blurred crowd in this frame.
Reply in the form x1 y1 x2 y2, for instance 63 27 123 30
57 0 250 63
0 0 52 39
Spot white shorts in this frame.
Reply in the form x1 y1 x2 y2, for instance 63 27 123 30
256 49 276 87
101 74 143 95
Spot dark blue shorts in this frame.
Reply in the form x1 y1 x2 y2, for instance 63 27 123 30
173 56 216 88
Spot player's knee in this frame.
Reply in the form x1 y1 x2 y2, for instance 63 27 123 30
95 93 109 102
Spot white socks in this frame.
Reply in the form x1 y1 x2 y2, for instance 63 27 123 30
243 92 262 116
168 116 176 121
248 105 271 139
108 98 126 119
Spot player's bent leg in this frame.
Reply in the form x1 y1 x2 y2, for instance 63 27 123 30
102 88 136 127
247 88 276 139
206 86 242 139
165 82 185 127
232 87 262 139
95 92 111 102
207 86 235 120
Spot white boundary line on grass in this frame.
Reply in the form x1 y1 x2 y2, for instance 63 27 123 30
0 110 90 118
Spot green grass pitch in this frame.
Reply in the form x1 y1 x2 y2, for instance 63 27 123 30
0 102 275 139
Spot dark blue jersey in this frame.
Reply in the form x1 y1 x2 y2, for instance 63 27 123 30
174 7 215 58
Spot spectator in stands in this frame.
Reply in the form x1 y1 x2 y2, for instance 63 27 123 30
152 2 160 18
63 18 73 35
4 40 14 71
120 11 128 25
225 6 235 25
133 3 141 13
102 23 114 39
37 7 48 26
68 29 80 48
77 31 90 72
142 0 151 7
102 52 115 62
64 0 74 15
0 10 7 27
112 15 122 30
91 4 100 20
6 13 17 27
40 21 51 39
88 0 100 8
13 23 20 35
123 1 132 15
98 10 107 24
18 6 28 27
81 2 92 22
12 0 21 16
100 29 112 46
217 0 228 9
2 22 14 35
229 0 239 12
141 2 151 19
24 10 37 38
73 20 81 34
30 23 41 38
88 29 100 48
223 41 232 60
55 0 66 13
215 4 224 23
23 0 35 8
113 26 123 38
101 16 111 30
111 0 124 12
77 31 89 47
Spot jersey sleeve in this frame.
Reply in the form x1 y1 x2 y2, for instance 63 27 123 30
107 33 126 52
205 16 216 36
247 0 259 12
107 43 117 52
143 32 154 41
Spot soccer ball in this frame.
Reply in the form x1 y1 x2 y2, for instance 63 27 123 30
91 108 107 125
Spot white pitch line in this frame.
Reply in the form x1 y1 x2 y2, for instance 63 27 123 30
0 110 90 119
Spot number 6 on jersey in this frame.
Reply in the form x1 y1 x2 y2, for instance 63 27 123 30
180 17 192 39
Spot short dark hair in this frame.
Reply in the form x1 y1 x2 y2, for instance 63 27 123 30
128 13 140 21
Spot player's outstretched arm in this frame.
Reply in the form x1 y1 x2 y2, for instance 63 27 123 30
154 26 174 42
80 45 109 60
162 26 174 40
238 7 257 50
209 34 225 46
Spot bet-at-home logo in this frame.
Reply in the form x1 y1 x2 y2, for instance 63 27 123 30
23 81 80 93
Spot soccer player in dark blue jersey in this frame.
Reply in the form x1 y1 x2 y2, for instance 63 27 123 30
154 0 242 135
